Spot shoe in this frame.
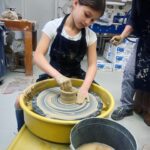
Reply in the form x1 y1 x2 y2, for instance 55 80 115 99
111 106 133 120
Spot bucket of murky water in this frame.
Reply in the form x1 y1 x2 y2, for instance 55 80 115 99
70 118 137 150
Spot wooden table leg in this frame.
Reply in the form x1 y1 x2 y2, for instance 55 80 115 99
24 31 33 75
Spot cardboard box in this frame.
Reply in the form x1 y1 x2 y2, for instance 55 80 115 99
97 60 113 72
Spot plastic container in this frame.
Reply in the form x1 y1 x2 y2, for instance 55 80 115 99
70 118 137 150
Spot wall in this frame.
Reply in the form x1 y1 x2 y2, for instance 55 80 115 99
0 0 55 40
23 0 55 40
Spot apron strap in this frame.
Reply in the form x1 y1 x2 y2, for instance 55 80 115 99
57 14 69 33
56 14 86 41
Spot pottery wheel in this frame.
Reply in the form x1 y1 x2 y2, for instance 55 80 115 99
32 87 103 120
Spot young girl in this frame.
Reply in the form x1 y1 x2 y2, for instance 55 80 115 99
15 0 106 130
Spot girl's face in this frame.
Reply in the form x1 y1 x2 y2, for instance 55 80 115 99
72 0 102 29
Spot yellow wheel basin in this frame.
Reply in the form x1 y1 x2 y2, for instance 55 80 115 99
20 78 114 144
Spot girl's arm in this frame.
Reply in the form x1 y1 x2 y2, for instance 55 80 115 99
76 41 97 104
34 32 72 91
82 41 97 90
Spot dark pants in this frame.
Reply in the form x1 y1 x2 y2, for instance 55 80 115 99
134 90 150 126
15 108 24 131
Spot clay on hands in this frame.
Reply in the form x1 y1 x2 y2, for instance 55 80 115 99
110 35 123 46
56 75 72 92
76 90 89 104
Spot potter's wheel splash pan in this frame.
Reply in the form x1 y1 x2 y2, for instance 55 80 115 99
20 78 114 143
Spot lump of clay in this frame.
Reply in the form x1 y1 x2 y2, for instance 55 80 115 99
1 8 18 20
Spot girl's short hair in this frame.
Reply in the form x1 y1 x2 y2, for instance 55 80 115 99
79 0 106 16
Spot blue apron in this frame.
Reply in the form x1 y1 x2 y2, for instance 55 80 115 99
37 15 87 82
134 1 150 91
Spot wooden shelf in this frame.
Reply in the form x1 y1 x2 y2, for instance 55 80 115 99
0 19 37 75
106 1 125 6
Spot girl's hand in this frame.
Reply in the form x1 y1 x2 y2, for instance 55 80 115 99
55 75 72 91
76 88 89 104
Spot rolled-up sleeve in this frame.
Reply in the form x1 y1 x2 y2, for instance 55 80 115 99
127 0 137 28
127 0 142 36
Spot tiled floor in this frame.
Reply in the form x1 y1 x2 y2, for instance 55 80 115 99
0 63 150 150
